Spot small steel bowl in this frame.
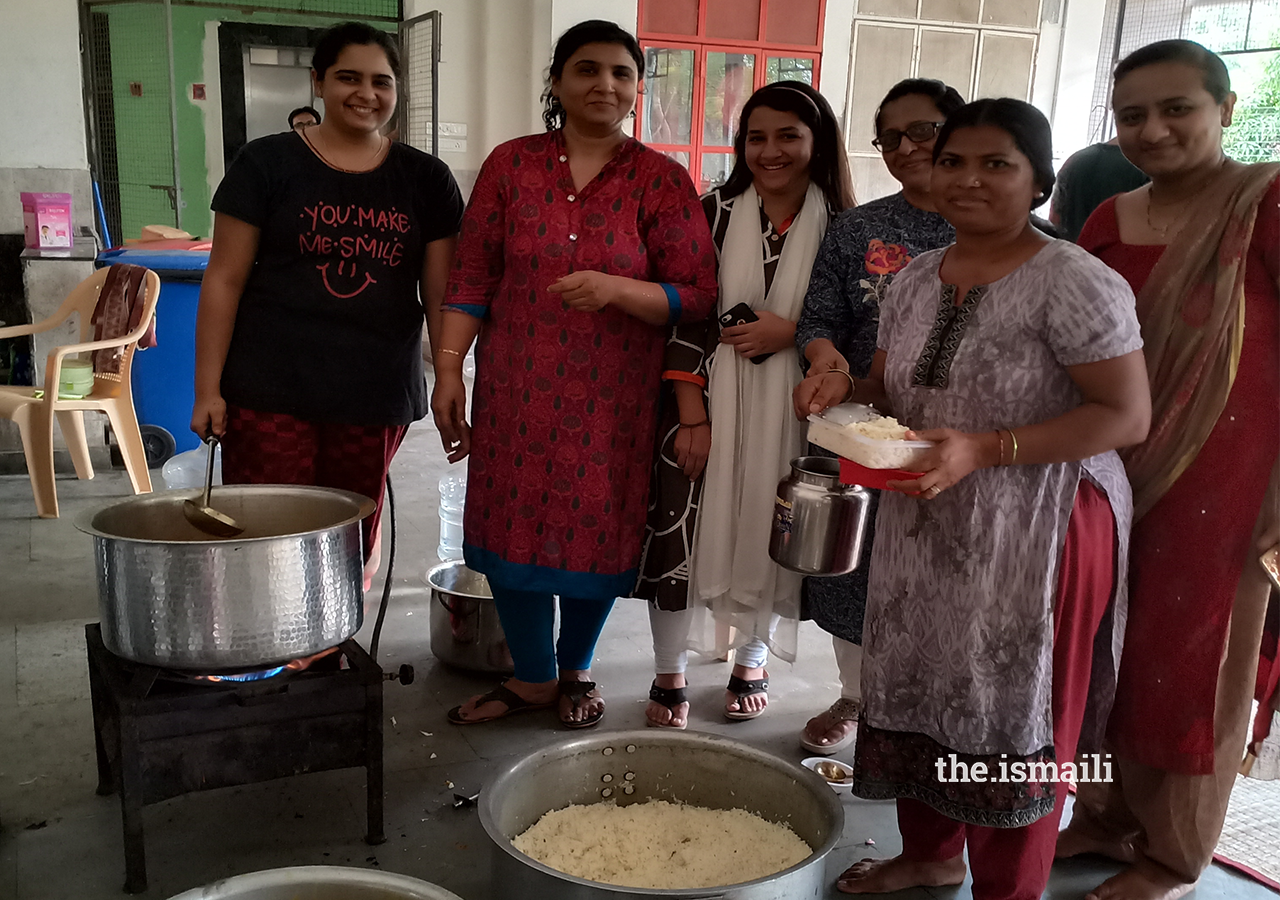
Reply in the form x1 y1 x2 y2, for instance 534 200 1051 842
802 757 854 794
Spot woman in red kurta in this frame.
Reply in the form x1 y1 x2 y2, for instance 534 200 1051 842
432 21 717 729
1057 40 1279 900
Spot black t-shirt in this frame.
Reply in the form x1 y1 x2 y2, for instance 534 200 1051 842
212 132 463 425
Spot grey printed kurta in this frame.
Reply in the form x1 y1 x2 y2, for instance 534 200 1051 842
794 193 955 644
862 240 1141 759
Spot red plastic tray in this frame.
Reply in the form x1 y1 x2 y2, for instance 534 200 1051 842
838 458 925 491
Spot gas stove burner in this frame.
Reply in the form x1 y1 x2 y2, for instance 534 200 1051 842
155 645 345 685
192 665 288 683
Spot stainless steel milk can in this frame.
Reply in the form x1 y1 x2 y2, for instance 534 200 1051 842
769 456 871 576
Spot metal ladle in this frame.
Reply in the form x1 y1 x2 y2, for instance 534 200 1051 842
182 436 243 538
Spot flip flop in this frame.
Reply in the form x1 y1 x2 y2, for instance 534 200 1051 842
646 680 689 729
800 697 861 755
724 671 769 721
559 679 605 729
447 681 555 725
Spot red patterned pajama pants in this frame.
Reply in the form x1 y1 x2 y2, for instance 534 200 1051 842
220 405 407 559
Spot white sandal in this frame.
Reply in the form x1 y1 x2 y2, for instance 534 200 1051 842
800 698 860 755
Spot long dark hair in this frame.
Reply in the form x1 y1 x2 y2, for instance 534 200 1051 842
933 98 1056 209
873 78 965 136
1114 39 1231 103
719 81 855 212
312 21 401 82
542 20 644 132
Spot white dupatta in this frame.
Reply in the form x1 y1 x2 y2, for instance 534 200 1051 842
689 182 827 663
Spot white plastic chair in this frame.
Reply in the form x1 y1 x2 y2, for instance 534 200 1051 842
0 266 160 517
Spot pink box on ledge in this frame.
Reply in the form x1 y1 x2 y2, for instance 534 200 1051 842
21 192 73 249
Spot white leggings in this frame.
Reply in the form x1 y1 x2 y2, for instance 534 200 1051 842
648 606 783 674
649 606 693 674
833 634 862 702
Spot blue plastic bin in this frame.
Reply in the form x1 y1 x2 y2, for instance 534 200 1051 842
97 248 209 464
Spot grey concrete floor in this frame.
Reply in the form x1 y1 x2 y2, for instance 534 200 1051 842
0 406 1273 899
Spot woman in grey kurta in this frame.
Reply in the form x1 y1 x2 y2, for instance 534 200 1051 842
795 100 1151 899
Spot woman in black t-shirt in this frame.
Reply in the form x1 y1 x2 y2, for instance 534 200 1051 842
192 21 463 588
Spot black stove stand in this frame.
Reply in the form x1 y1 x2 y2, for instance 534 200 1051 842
86 623 385 893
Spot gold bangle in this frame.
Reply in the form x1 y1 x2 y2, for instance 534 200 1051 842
437 348 462 357
996 430 1008 467
1008 428 1019 465
828 368 856 402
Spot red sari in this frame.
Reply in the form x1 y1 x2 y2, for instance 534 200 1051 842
1079 177 1280 774
444 132 718 598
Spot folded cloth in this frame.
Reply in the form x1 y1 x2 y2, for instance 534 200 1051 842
91 263 155 375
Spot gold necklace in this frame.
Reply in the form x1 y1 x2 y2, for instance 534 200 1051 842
303 127 387 174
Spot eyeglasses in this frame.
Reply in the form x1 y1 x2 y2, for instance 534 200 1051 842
872 121 945 152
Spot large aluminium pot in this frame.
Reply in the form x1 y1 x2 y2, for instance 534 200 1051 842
426 560 513 675
165 866 463 899
480 730 844 900
76 486 375 670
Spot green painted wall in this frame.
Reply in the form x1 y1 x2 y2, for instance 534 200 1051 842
103 1 397 240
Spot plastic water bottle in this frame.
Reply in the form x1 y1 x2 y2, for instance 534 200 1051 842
437 473 466 561
161 442 222 490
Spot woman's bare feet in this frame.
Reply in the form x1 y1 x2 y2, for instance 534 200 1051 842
647 672 689 728
450 678 556 723
725 664 768 717
836 854 966 894
1084 861 1196 900
1056 824 1138 863
559 669 605 726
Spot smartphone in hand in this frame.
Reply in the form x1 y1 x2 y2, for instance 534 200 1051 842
718 302 772 365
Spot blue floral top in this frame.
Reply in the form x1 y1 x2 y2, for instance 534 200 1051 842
795 190 954 645
795 191 955 378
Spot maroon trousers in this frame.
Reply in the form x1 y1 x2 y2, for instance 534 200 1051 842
220 405 407 559
895 480 1116 900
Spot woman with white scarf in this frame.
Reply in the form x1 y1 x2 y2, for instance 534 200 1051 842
634 81 855 727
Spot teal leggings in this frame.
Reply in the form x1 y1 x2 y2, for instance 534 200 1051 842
490 586 616 683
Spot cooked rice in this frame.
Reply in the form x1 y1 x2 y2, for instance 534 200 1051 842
512 799 811 889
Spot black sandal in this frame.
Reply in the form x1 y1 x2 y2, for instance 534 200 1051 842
446 682 554 725
647 680 689 730
724 672 769 721
559 679 605 729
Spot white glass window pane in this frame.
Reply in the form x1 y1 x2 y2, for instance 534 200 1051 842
976 32 1036 99
848 24 916 149
918 30 976 96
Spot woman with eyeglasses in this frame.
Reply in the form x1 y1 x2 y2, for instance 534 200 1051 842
790 78 964 756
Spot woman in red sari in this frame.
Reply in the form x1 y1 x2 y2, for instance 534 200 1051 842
1056 40 1279 900
433 20 717 728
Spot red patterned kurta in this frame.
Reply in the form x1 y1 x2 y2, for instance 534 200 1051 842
444 132 718 597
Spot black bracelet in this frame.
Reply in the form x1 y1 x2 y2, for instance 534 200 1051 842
678 420 709 429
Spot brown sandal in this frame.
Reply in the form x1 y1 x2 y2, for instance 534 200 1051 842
447 682 555 725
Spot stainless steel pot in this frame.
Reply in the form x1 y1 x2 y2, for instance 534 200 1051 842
769 456 870 576
164 865 464 899
426 560 513 674
76 486 375 670
480 730 844 900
